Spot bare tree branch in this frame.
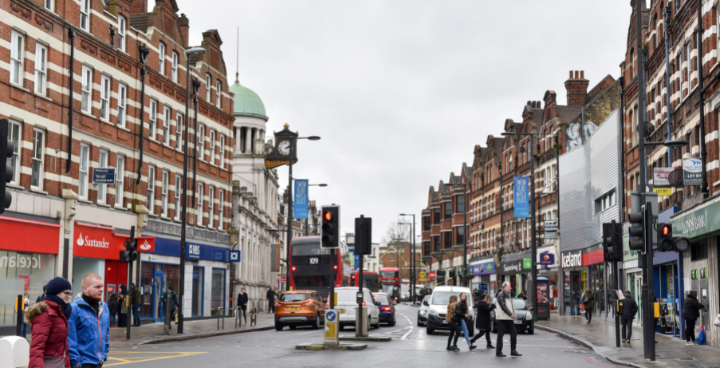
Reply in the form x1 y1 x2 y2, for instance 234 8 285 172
381 220 412 247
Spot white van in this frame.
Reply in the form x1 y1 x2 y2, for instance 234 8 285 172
333 287 380 330
425 285 475 335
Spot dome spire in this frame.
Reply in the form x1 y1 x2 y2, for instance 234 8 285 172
235 25 240 85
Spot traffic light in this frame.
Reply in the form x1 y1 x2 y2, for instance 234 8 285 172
602 223 614 262
611 221 624 261
119 227 138 262
628 205 648 252
657 223 673 252
0 119 13 214
320 205 340 248
354 215 372 255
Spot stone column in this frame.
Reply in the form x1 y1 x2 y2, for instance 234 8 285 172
235 127 241 152
245 127 252 154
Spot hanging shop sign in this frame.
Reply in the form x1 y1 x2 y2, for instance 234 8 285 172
471 261 496 276
513 177 530 218
683 158 704 186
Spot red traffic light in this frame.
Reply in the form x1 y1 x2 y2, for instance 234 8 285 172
323 211 332 221
662 225 671 236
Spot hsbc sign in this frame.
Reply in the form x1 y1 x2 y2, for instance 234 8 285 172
561 250 583 268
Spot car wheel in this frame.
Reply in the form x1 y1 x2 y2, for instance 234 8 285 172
289 325 297 330
275 322 283 331
339 324 345 331
417 320 422 327
427 327 435 335
389 317 396 327
311 315 320 330
375 317 380 329
528 322 534 335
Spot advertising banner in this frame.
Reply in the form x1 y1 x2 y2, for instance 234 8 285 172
653 167 673 186
294 179 309 219
683 158 704 186
471 261 496 275
513 177 530 218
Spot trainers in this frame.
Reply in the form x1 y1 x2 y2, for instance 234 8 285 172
686 342 694 346
469 345 477 350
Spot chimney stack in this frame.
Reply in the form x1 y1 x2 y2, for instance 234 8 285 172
178 13 190 48
565 70 589 107
128 0 147 14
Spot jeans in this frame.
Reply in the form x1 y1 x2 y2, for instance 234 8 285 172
237 307 247 320
685 318 696 342
496 320 517 353
118 313 127 327
20 322 27 338
110 314 116 327
447 321 460 347
585 310 593 323
460 319 471 345
132 303 141 326
471 329 492 346
621 318 633 340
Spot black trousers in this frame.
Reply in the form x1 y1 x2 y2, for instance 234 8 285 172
496 320 517 353
238 307 247 320
82 364 102 368
685 318 696 342
621 318 633 340
585 310 593 323
447 321 460 347
269 301 275 313
471 328 492 346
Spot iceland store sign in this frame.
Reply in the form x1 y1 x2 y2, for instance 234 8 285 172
513 177 529 218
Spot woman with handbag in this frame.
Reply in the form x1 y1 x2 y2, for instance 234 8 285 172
25 277 73 368
455 293 477 351
446 295 461 351
582 289 595 324
682 291 704 345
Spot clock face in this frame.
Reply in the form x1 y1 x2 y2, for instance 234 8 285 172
278 140 291 155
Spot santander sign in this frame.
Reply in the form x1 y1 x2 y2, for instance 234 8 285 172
74 222 155 260
76 232 111 249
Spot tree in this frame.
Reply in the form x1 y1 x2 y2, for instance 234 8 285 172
381 221 412 247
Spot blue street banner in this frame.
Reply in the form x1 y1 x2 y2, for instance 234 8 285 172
294 179 309 219
513 177 530 218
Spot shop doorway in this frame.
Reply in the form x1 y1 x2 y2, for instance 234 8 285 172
564 271 581 315
153 271 164 321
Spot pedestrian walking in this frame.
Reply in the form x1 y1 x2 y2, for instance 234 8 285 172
20 295 30 338
266 287 279 313
25 277 73 368
237 288 249 323
446 295 461 352
161 286 179 329
470 292 496 349
131 283 141 326
495 281 521 357
682 290 705 345
35 286 46 304
68 274 110 368
456 293 476 350
518 291 527 301
118 285 128 328
620 291 638 343
582 289 595 324
107 293 119 328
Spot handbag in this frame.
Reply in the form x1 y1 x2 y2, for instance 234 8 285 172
579 304 586 312
43 356 65 368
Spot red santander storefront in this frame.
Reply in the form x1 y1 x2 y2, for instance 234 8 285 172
72 222 154 301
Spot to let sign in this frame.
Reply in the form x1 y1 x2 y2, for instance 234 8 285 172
93 168 116 184
683 158 704 186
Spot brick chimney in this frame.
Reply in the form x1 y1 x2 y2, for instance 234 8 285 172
178 13 189 48
565 70 589 107
128 0 147 14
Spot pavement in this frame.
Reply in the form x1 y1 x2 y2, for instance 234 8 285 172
537 313 720 368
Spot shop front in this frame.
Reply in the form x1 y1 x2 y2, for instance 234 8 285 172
470 259 497 297
560 246 606 316
622 234 643 325
140 237 230 321
0 215 62 325
499 256 529 297
537 245 559 310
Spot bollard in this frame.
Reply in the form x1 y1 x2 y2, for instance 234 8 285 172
235 306 241 328
217 307 224 330
15 295 22 337
163 293 171 336
0 336 29 368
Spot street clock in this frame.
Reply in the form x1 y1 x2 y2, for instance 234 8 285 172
265 123 298 169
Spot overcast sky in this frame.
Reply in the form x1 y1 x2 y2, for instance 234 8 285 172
179 0 632 244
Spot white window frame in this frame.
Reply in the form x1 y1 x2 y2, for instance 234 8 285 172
147 165 155 213
7 121 21 184
176 114 184 151
174 174 181 220
115 155 125 207
686 42 691 94
209 129 216 164
79 144 90 199
148 99 157 139
34 43 47 95
44 0 54 11
158 43 166 75
171 51 179 83
161 170 169 217
118 15 126 52
218 189 224 230
10 31 25 86
219 134 225 167
680 49 686 99
80 0 90 31
208 186 215 228
81 66 92 113
31 129 45 190
206 74 211 101
97 149 108 204
117 83 127 127
198 124 205 160
197 182 204 226
100 75 111 121
163 107 171 145
216 80 222 107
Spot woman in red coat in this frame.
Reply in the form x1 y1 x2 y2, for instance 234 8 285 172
25 277 73 368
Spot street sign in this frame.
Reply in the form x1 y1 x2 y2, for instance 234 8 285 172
429 271 436 281
324 309 339 345
419 271 427 282
93 168 116 184
544 220 558 231
683 158 704 186
653 187 671 196
229 251 241 262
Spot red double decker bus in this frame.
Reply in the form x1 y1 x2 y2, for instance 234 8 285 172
352 270 380 293
288 236 349 297
379 267 401 301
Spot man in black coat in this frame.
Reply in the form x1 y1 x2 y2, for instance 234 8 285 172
237 288 249 323
470 292 496 348
682 291 705 345
267 287 280 313
620 291 638 343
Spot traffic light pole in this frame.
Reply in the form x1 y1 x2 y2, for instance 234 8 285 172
126 226 135 340
286 141 293 292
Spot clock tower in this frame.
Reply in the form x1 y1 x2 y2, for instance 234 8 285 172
265 124 298 169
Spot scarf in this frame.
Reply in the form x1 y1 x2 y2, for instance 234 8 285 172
82 293 100 317
44 295 72 319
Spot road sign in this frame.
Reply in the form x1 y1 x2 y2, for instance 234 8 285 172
93 168 116 184
324 309 339 345
229 251 241 262
419 271 427 282
429 271 436 281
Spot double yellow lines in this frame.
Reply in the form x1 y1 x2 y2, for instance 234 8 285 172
105 351 207 366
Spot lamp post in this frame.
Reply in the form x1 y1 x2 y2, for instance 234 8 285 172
191 77 202 206
284 135 320 291
135 44 150 185
178 46 206 334
502 131 537 322
305 183 327 236
400 213 416 303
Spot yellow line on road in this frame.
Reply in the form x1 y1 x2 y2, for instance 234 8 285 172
105 352 206 366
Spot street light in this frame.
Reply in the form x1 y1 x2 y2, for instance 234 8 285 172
135 44 150 185
399 213 416 303
305 183 328 236
191 77 202 206
178 46 206 334
502 131 538 322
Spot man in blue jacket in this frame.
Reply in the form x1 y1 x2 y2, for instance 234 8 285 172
68 273 110 368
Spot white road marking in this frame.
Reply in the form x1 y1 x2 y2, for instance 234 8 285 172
398 313 414 340
298 330 321 335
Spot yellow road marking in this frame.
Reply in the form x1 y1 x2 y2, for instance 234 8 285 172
105 352 206 366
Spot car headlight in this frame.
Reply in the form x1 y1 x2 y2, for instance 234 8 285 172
429 309 438 316
419 310 427 316
525 312 533 320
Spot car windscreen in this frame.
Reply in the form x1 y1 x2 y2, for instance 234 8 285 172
280 294 309 302
431 291 471 306
374 294 390 304
513 299 528 310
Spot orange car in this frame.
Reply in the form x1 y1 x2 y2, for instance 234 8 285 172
274 290 326 331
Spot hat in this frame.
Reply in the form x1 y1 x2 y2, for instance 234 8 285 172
45 277 72 296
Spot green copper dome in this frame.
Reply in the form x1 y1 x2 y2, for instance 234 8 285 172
230 79 267 120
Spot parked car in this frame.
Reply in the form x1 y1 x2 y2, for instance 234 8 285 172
417 295 431 326
373 292 396 326
334 287 380 330
274 290 326 331
425 286 475 336
490 298 534 334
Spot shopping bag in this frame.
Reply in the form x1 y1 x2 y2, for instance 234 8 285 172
714 315 720 327
697 327 707 345
579 304 585 313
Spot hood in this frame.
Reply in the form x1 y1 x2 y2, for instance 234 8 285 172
585 289 594 297
25 301 52 324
